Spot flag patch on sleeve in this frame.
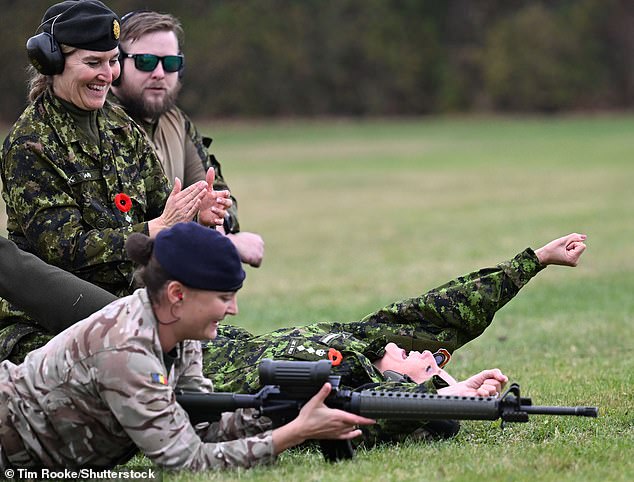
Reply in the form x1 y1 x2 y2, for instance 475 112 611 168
151 373 168 385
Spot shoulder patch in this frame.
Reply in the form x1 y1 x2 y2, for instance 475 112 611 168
151 373 168 385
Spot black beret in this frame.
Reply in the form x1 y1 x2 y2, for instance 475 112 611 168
154 222 246 292
41 0 120 52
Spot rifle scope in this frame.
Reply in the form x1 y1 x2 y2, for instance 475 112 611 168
258 359 340 397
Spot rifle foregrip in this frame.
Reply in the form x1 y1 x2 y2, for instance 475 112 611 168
353 390 501 420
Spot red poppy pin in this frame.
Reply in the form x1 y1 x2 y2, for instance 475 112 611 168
328 347 343 366
114 193 132 213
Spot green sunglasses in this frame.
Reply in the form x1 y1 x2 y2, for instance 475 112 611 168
120 52 184 73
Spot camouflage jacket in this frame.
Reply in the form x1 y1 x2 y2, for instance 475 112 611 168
112 96 241 234
0 89 171 356
1 88 171 297
203 248 543 444
0 289 274 471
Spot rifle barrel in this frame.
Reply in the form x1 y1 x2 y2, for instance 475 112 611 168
522 405 598 417
345 390 599 421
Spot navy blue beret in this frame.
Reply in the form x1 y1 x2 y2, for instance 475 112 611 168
154 222 245 292
41 0 120 52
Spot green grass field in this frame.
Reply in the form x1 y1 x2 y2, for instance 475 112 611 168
2 115 633 480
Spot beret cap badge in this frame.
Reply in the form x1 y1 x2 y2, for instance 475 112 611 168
39 0 120 52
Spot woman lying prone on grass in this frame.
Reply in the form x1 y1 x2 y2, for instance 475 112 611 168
199 232 586 444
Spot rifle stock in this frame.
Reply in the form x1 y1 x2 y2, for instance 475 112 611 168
177 359 598 461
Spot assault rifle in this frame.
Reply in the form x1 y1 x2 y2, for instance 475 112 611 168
177 359 598 461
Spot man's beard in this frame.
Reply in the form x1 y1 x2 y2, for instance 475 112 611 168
117 82 181 121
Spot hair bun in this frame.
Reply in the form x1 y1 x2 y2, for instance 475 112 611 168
125 232 153 265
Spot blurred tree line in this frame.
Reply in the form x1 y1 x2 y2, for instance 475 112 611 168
1 0 633 122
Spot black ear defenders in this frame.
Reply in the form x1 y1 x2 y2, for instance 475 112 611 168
26 2 85 76
26 24 65 75
112 10 184 87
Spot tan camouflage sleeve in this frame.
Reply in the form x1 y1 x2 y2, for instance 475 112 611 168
95 346 275 470
175 340 215 393
203 409 274 441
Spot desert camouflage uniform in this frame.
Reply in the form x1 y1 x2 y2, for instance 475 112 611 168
0 289 274 471
202 248 543 444
0 88 171 362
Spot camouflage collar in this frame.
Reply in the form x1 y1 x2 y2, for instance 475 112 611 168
41 88 133 146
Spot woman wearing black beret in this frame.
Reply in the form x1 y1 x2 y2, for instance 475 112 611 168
0 222 375 470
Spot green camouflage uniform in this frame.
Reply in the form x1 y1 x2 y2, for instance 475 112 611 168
0 88 171 361
0 289 274 470
202 248 543 444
